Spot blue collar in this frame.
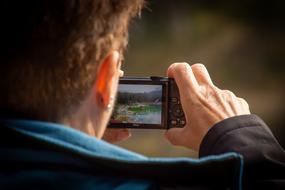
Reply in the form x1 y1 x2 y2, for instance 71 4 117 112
0 119 147 161
0 119 244 189
0 119 244 163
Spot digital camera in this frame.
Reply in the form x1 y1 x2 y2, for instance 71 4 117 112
108 76 186 129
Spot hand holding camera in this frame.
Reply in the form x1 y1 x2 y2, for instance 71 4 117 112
165 63 250 151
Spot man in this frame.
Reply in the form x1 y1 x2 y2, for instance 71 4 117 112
0 1 284 189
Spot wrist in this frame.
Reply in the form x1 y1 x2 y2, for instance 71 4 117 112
199 114 259 157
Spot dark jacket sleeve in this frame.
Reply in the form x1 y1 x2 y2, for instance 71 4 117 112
199 114 285 189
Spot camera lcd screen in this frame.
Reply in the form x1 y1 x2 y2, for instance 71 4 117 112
110 84 163 125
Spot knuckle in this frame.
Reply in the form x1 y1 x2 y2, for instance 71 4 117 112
172 62 191 75
213 87 222 96
172 62 189 68
169 63 179 72
238 97 245 102
223 89 233 95
191 64 207 75
239 97 249 107
175 62 190 70
222 90 236 99
220 91 232 102
191 63 206 70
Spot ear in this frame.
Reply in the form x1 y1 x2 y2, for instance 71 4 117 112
94 51 120 109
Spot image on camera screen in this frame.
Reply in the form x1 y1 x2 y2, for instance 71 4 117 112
111 84 162 124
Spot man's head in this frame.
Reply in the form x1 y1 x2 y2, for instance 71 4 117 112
0 0 143 137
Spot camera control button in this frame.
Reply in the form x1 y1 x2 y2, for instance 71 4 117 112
180 120 186 126
171 97 178 103
173 105 184 117
171 120 177 125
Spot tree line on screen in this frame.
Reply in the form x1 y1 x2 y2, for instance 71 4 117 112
118 90 161 104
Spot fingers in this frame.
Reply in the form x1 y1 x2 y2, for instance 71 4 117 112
191 64 214 86
102 128 131 143
167 63 215 96
167 63 200 93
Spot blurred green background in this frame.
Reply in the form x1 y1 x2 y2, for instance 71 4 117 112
116 0 285 157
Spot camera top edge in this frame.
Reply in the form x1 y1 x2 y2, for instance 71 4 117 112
120 76 174 82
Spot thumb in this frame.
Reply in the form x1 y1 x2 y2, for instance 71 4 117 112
165 128 186 146
102 129 131 144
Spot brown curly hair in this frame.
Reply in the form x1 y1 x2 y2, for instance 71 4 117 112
0 0 144 121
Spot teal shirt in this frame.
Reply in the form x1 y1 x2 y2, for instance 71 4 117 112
0 120 243 190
